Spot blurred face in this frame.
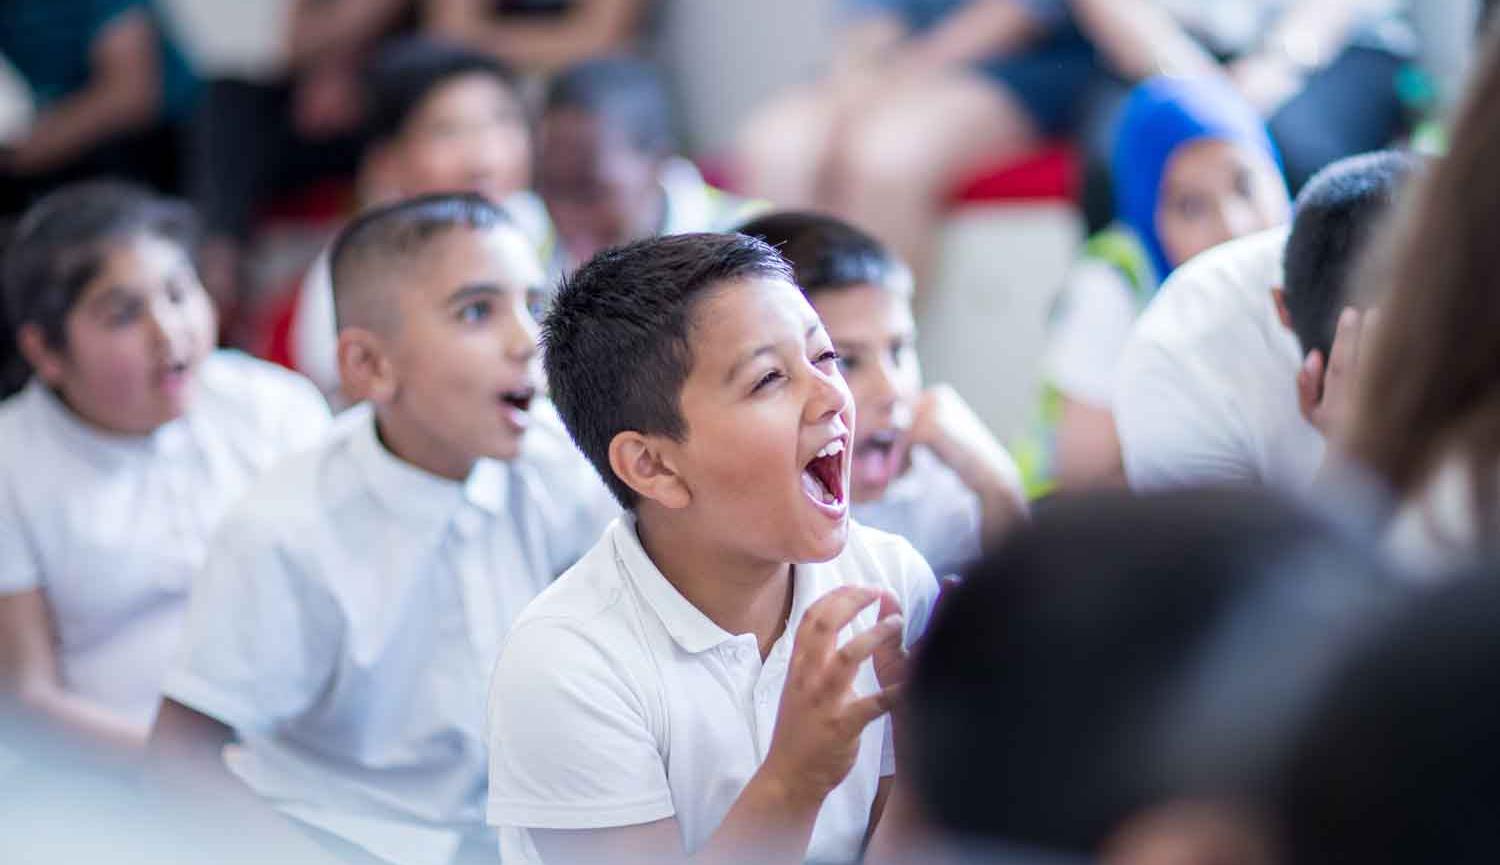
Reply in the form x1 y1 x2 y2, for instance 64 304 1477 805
34 233 216 435
376 226 544 477
664 278 854 565
1155 139 1289 270
388 74 531 203
807 284 920 503
536 108 663 266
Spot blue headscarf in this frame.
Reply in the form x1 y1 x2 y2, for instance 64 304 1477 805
1112 76 1283 284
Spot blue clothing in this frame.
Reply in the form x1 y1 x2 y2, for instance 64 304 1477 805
845 0 1098 136
1111 76 1282 285
0 0 197 121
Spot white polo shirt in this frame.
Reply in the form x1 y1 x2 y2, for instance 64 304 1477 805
162 402 616 865
486 516 940 864
0 351 329 727
851 446 982 579
1114 228 1326 492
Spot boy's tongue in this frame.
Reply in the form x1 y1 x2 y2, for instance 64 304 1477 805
852 443 901 492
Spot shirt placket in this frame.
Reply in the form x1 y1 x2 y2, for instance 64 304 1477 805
448 504 503 680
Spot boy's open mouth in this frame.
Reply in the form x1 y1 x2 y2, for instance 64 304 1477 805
499 386 536 413
852 429 905 491
802 438 847 507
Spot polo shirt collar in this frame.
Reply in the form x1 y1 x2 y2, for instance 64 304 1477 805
348 407 507 526
611 513 829 656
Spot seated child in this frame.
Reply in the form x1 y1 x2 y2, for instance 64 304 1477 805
291 36 542 401
1115 151 1417 494
148 194 615 865
738 210 1024 576
486 233 941 864
1022 75 1290 494
536 57 763 277
0 181 329 754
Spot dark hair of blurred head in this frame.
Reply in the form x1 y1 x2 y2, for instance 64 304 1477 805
1282 150 1418 359
908 488 1396 860
1276 569 1500 865
735 210 912 298
366 36 519 145
543 56 676 156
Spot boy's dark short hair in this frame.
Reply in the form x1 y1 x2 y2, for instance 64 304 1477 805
1283 150 1419 358
542 232 794 507
1277 570 1500 865
2 180 197 352
908 488 1393 858
543 57 676 156
736 211 912 298
366 36 519 144
330 192 512 331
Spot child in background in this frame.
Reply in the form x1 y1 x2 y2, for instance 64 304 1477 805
0 182 329 756
148 195 614 865
1021 75 1290 495
536 56 763 279
291 36 542 402
487 233 938 865
738 211 1024 577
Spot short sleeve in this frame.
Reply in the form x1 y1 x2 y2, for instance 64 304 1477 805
0 481 40 595
486 622 673 831
1114 334 1258 492
161 514 340 733
1044 260 1140 408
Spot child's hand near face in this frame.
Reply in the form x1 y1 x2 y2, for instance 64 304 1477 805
760 586 905 804
909 385 1027 537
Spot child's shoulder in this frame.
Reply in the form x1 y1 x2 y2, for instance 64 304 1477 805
194 350 328 425
210 411 365 549
836 521 937 591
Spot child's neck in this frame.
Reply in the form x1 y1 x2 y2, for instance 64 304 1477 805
374 411 478 482
635 506 794 659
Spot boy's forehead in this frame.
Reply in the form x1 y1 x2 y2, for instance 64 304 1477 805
687 277 819 357
424 224 543 288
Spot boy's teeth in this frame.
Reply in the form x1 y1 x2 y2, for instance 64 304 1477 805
815 439 846 459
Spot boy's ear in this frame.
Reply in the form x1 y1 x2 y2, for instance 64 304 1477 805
608 432 691 509
16 323 65 385
337 327 397 405
1270 287 1294 332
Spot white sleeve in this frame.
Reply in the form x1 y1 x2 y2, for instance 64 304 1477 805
0 480 39 595
1044 262 1140 408
1114 334 1259 492
161 514 340 732
486 622 674 831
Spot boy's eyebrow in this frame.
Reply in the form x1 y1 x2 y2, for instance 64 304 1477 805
724 323 821 385
445 282 510 304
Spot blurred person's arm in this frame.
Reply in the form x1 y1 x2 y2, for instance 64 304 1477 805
0 590 147 755
2 9 160 176
895 0 1053 74
908 384 1029 537
285 0 407 71
421 0 645 75
1227 0 1372 114
1055 397 1126 489
144 699 342 863
1067 0 1222 80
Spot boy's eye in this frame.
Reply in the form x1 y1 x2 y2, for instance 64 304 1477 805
752 369 786 393
1175 195 1207 221
814 349 841 368
458 300 494 324
106 299 144 328
837 353 859 373
1234 168 1255 198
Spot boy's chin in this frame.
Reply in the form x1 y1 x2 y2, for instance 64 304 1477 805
794 519 850 564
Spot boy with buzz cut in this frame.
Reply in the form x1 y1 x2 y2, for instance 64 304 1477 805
486 233 940 865
147 194 615 865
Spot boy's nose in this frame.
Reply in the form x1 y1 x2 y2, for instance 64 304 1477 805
807 365 853 424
